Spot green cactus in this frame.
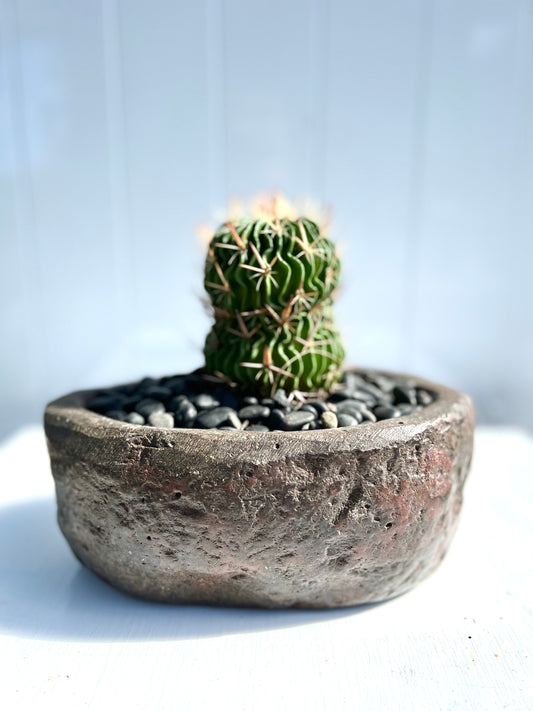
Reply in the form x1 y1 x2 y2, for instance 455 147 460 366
203 216 344 394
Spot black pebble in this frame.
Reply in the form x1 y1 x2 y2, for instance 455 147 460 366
174 401 197 428
238 405 271 421
374 405 401 421
393 385 417 406
142 385 173 402
118 383 138 396
270 409 316 431
355 381 388 401
416 389 434 406
87 371 436 432
135 398 165 418
341 372 359 389
273 388 291 409
138 377 159 391
269 409 285 430
167 394 189 412
337 413 358 427
105 409 127 421
397 403 416 415
329 388 355 403
306 400 330 415
196 407 236 429
185 374 213 393
214 387 240 410
121 395 142 411
351 389 379 407
125 412 145 425
191 393 220 410
337 407 363 423
359 407 377 422
242 396 258 406
164 376 188 395
365 372 396 393
336 400 367 414
298 404 319 418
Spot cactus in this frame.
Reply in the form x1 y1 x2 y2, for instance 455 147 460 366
203 214 344 394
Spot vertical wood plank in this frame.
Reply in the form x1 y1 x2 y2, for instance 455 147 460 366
402 0 434 359
116 0 211 376
324 0 425 371
206 0 226 214
101 0 135 342
7 0 118 403
0 0 49 433
412 0 533 428
307 0 330 204
222 0 322 198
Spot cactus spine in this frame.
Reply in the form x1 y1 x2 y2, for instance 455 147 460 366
203 215 344 394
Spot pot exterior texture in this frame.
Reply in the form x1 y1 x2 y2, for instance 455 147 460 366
45 372 474 608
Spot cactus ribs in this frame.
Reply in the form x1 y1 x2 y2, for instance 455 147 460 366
203 216 345 395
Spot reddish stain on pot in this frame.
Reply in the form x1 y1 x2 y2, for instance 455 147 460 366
376 479 416 526
422 448 453 498
375 467 451 552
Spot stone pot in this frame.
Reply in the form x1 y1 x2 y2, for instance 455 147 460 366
44 370 474 608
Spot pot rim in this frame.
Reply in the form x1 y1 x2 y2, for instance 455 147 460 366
44 367 474 454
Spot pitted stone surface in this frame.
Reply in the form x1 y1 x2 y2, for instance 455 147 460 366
44 369 474 608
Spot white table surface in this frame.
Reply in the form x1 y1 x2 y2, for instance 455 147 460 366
0 425 531 711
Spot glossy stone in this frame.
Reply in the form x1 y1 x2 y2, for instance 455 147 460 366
238 405 271 421
135 399 165 419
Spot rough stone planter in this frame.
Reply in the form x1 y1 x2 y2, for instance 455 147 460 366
44 369 474 609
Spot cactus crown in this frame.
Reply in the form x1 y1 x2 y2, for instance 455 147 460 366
203 211 344 395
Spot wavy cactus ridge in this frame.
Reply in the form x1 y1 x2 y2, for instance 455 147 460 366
206 218 338 312
203 215 344 394
205 319 344 393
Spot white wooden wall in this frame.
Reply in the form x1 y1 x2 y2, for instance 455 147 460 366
1 0 532 438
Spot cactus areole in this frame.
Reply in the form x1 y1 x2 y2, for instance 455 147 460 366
203 217 345 395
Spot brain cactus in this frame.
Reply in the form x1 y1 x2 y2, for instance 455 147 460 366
203 214 345 394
